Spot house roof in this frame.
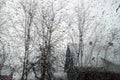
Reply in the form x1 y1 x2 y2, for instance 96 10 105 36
65 43 120 73
100 57 120 73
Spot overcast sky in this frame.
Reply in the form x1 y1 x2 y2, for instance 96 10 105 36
1 0 120 66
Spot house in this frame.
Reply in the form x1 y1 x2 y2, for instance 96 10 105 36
64 43 120 71
64 43 120 80
0 65 13 80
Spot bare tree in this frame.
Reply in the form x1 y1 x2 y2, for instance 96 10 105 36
66 0 107 67
0 0 8 75
18 0 37 80
33 0 68 80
